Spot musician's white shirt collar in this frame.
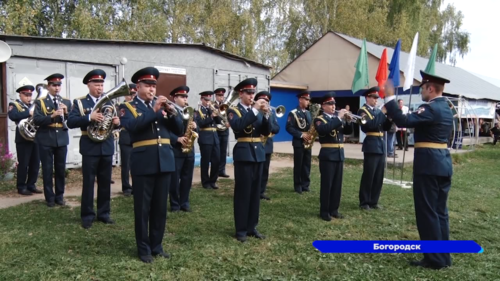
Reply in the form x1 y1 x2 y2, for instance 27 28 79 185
48 93 57 101
89 94 99 104
136 96 150 107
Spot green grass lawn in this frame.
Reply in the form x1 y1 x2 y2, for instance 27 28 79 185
0 146 499 280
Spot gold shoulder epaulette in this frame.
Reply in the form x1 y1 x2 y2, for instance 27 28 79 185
124 102 138 118
229 106 242 117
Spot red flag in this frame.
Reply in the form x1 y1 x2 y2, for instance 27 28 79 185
375 49 388 98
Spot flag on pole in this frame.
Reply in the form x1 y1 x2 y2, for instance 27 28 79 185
352 39 370 94
388 39 401 87
425 43 438 75
403 32 419 91
375 49 388 98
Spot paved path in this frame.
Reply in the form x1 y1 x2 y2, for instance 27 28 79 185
0 158 295 209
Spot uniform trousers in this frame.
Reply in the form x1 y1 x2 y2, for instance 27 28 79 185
260 153 272 196
133 172 171 257
319 160 343 216
413 174 452 267
16 142 40 192
169 155 195 211
39 144 67 203
359 153 385 207
218 133 228 174
234 161 263 238
293 146 311 192
120 144 132 192
81 155 112 222
199 144 220 186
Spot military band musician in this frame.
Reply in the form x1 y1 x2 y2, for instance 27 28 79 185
194 91 221 189
286 91 313 194
357 86 393 210
255 91 280 201
119 67 183 263
214 88 231 178
169 86 197 212
314 93 352 221
227 78 271 242
33 73 72 207
67 69 118 229
119 84 137 196
8 85 41 196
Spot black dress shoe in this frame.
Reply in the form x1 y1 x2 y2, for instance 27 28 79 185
302 188 310 192
203 185 212 189
320 214 332 221
295 190 302 194
18 189 33 196
331 213 344 219
47 201 55 207
153 252 170 259
139 255 154 263
211 183 219 189
181 207 192 212
28 188 43 194
55 200 66 206
370 205 382 210
235 235 247 242
260 194 270 200
409 259 447 270
248 230 266 239
123 189 132 196
98 218 115 224
360 205 370 210
82 220 93 229
219 173 230 178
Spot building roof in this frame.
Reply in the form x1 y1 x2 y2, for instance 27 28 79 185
270 80 308 90
336 32 500 101
0 34 271 70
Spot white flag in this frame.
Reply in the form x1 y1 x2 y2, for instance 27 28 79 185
403 32 419 91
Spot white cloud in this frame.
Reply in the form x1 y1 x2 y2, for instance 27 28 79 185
443 0 500 80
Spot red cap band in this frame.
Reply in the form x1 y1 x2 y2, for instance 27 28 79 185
48 78 62 82
323 97 334 104
137 74 157 82
242 85 256 90
89 75 104 81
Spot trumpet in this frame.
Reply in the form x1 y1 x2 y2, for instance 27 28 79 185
153 95 178 117
337 110 367 125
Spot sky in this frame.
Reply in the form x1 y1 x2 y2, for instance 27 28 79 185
443 0 500 81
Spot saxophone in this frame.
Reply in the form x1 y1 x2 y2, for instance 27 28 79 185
181 106 198 153
303 103 321 149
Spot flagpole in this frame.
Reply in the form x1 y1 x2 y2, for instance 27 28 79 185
392 86 398 180
400 85 413 184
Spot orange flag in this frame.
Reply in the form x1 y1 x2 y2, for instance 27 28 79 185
375 49 388 98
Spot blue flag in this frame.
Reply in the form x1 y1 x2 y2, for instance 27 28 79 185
388 39 401 87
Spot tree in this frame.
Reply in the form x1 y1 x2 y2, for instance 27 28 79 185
0 0 471 74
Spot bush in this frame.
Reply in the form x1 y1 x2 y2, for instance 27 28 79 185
0 142 15 178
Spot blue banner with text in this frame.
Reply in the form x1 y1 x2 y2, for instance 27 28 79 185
312 241 483 253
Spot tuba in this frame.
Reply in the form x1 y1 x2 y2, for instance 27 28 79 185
87 79 130 142
18 83 46 141
303 103 322 149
